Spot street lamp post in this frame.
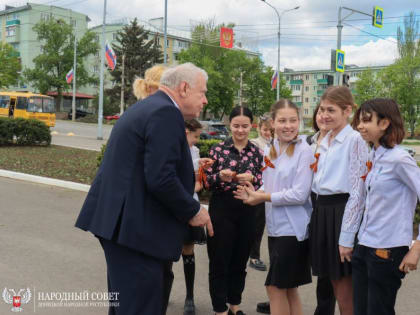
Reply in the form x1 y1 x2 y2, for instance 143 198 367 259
261 1 299 101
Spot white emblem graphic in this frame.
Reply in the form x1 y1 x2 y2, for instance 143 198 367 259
2 288 31 312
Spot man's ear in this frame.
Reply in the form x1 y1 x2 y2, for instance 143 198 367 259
179 81 188 97
378 118 390 131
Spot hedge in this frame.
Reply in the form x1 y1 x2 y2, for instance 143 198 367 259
97 138 224 167
0 117 51 146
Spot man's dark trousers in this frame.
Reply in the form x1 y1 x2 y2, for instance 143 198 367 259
100 238 164 315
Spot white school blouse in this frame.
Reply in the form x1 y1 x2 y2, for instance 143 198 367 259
190 145 200 201
311 124 369 247
357 145 420 248
263 137 314 241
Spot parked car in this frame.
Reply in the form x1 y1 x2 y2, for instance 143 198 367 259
402 146 416 158
199 120 229 140
67 109 90 120
105 114 120 121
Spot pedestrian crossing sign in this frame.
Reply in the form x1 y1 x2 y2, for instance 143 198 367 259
336 50 345 73
373 6 384 28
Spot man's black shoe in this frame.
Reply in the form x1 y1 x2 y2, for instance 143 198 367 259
256 301 270 314
249 258 267 271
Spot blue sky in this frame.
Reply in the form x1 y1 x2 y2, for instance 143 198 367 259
4 0 420 70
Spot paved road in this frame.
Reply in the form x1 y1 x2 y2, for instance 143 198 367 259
1 176 420 314
51 120 113 151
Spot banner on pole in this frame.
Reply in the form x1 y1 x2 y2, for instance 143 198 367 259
220 27 234 49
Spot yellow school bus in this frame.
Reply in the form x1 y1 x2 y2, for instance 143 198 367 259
0 91 56 127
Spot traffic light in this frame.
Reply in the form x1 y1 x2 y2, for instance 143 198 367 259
342 74 350 87
327 75 334 86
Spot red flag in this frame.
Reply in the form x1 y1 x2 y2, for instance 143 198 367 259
220 27 233 49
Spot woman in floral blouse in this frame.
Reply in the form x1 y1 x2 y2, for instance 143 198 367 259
205 106 263 315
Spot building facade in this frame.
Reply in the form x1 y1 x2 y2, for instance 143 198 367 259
284 65 386 125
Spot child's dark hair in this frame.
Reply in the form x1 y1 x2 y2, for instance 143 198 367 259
269 99 300 159
184 119 202 132
352 98 405 148
229 106 253 123
312 104 320 132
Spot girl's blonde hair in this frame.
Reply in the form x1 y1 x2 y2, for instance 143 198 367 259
269 99 300 159
133 64 167 100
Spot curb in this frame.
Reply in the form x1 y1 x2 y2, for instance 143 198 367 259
0 169 90 192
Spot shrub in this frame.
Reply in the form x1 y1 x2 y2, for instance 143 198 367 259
0 117 14 145
196 139 222 158
0 117 51 146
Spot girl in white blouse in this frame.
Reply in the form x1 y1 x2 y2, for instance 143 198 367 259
310 86 368 315
352 98 420 315
235 99 314 315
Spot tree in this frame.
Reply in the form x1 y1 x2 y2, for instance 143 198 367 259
0 42 21 88
106 18 163 108
178 19 285 120
382 12 420 138
354 68 385 106
24 19 99 112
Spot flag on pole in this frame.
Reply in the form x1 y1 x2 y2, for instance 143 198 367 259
271 71 278 90
66 68 74 84
105 42 117 71
220 27 234 49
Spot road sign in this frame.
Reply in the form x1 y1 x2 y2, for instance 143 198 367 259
336 49 345 73
373 6 384 28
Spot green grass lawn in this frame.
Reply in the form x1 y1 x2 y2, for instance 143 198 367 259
0 145 98 184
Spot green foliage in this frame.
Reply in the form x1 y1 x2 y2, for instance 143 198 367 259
382 12 420 138
24 19 99 111
196 139 222 158
354 68 385 106
0 118 51 146
106 18 163 108
0 42 21 89
92 92 119 116
178 19 287 119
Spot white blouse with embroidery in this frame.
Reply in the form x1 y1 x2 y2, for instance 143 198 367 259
311 124 369 247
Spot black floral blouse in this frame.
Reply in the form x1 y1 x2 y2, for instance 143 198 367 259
205 137 264 193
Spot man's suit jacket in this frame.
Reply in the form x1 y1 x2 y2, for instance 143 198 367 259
75 91 200 261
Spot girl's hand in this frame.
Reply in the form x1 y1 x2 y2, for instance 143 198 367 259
233 185 249 201
199 158 214 168
339 245 353 263
399 241 420 273
235 172 254 184
220 169 236 182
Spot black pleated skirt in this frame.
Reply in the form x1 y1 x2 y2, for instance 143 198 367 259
184 226 207 245
265 236 312 289
309 192 352 280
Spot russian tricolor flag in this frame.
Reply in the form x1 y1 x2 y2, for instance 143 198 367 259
105 42 117 71
66 68 74 84
271 71 278 90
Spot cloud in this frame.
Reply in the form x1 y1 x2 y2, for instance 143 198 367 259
260 37 398 70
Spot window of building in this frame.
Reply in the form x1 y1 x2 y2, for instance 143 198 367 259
286 75 290 81
292 85 301 91
93 65 99 73
313 86 316 90
313 97 317 102
70 19 76 27
305 97 309 103
113 33 117 40
305 75 309 80
6 26 16 37
304 108 309 115
314 74 318 79
305 86 309 91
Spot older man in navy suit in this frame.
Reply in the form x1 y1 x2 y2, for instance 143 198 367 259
75 63 213 315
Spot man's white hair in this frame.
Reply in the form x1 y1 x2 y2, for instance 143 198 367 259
160 62 208 89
